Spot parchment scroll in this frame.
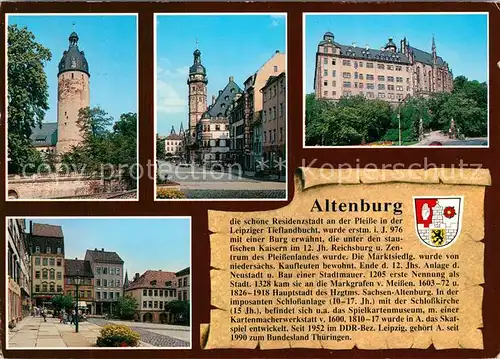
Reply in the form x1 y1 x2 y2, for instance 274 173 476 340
202 168 491 350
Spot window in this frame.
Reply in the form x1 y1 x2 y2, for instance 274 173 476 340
110 279 114 287
366 62 374 68
406 78 410 84
57 247 61 254
42 284 48 292
396 86 403 91
50 284 55 292
103 267 108 275
116 268 120 275
359 61 364 67
159 301 164 309
154 290 158 296
109 292 113 300
57 272 62 280
35 284 40 292
148 301 153 308
87 290 91 298
377 64 385 69
80 290 85 298
35 271 41 279
378 75 385 81
332 59 336 65
154 301 158 309
323 91 328 96
378 93 386 98
42 270 48 279
46 247 51 254
49 258 55 266
97 292 101 300
149 289 153 296
97 267 101 275
166 281 172 287
387 76 394 82
57 285 63 292
323 57 328 65
110 268 115 275
359 83 364 89
57 259 61 267
343 91 351 97
43 258 48 266
323 80 328 86
116 280 120 287
143 289 147 296
387 65 394 70
35 246 40 253
397 93 404 100
183 278 188 287
396 65 402 71
366 92 375 99
49 271 55 280
343 81 351 88
103 279 107 287
97 279 101 286
388 85 395 91
396 77 403 83
332 70 336 77
159 290 163 297
103 292 108 299
143 301 147 308
323 69 328 76
378 84 385 90
366 83 374 90
35 257 40 266
342 60 351 66
273 65 278 73
178 279 182 287
388 93 395 99
366 74 374 81
332 81 336 87
359 74 364 80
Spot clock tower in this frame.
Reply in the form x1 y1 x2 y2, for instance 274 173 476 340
187 49 207 146
56 31 90 154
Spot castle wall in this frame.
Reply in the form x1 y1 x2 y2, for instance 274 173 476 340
57 71 90 154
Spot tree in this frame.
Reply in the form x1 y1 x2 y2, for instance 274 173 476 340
51 294 74 314
164 300 190 325
116 295 139 320
7 25 52 174
156 135 165 160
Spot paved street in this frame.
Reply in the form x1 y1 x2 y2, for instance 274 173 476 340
158 160 286 199
7 316 190 348
415 131 487 146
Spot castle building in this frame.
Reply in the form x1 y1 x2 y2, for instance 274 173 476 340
314 32 453 103
30 30 90 155
186 49 242 165
175 267 190 302
84 248 124 315
30 223 65 308
7 219 31 323
124 270 177 323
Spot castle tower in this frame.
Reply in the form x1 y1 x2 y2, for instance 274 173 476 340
56 31 90 154
187 49 207 145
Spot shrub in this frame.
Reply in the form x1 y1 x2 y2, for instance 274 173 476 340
96 324 140 347
156 188 186 199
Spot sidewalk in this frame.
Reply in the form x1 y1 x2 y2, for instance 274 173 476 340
8 316 101 348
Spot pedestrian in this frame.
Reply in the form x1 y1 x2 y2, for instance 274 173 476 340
59 312 63 323
63 311 68 324
41 309 46 322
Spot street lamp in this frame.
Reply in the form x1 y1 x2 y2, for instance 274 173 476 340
74 275 81 333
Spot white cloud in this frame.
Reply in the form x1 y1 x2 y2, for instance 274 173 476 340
156 62 189 114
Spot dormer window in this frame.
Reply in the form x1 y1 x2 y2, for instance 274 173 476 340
150 280 157 286
165 280 172 287
46 247 51 254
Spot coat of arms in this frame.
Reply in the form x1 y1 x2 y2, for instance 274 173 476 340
413 196 463 248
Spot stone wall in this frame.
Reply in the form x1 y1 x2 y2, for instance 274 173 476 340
7 174 124 200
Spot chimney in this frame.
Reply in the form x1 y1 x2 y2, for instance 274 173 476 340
275 50 280 54
75 257 77 260
134 273 140 281
101 248 104 251
94 248 97 251
212 95 216 105
229 76 234 82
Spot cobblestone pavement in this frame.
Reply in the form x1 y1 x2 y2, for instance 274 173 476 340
88 319 190 348
182 189 286 199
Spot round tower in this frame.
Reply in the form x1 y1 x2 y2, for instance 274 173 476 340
187 49 207 145
56 31 90 154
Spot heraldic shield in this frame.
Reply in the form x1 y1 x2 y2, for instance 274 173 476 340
413 196 463 248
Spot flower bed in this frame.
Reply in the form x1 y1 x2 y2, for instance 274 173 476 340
157 188 186 199
96 324 140 347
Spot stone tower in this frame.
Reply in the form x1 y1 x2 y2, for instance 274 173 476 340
56 31 90 154
187 49 207 145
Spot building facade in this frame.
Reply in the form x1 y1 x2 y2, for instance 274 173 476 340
84 248 124 315
124 270 177 323
175 267 190 302
164 124 184 158
7 219 31 323
64 259 94 314
261 72 286 176
314 32 453 103
30 223 65 308
30 30 90 155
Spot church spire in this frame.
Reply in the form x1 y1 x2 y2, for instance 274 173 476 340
170 125 176 135
179 122 184 133
124 271 130 289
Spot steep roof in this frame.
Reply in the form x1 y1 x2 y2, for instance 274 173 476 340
30 122 57 147
125 270 177 291
409 46 445 67
32 223 64 238
58 31 89 76
166 133 183 140
64 259 94 278
84 249 124 264
261 71 286 92
176 267 190 277
206 79 242 118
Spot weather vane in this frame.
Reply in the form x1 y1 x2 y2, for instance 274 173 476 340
72 22 76 31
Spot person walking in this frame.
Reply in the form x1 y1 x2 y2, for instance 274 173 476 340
41 309 47 322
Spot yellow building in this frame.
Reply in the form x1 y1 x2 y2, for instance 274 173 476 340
30 223 65 308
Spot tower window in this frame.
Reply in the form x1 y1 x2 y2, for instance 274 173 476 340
71 73 74 79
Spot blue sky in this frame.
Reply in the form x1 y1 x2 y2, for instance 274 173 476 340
156 14 286 135
22 218 191 277
305 13 488 93
8 15 137 124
